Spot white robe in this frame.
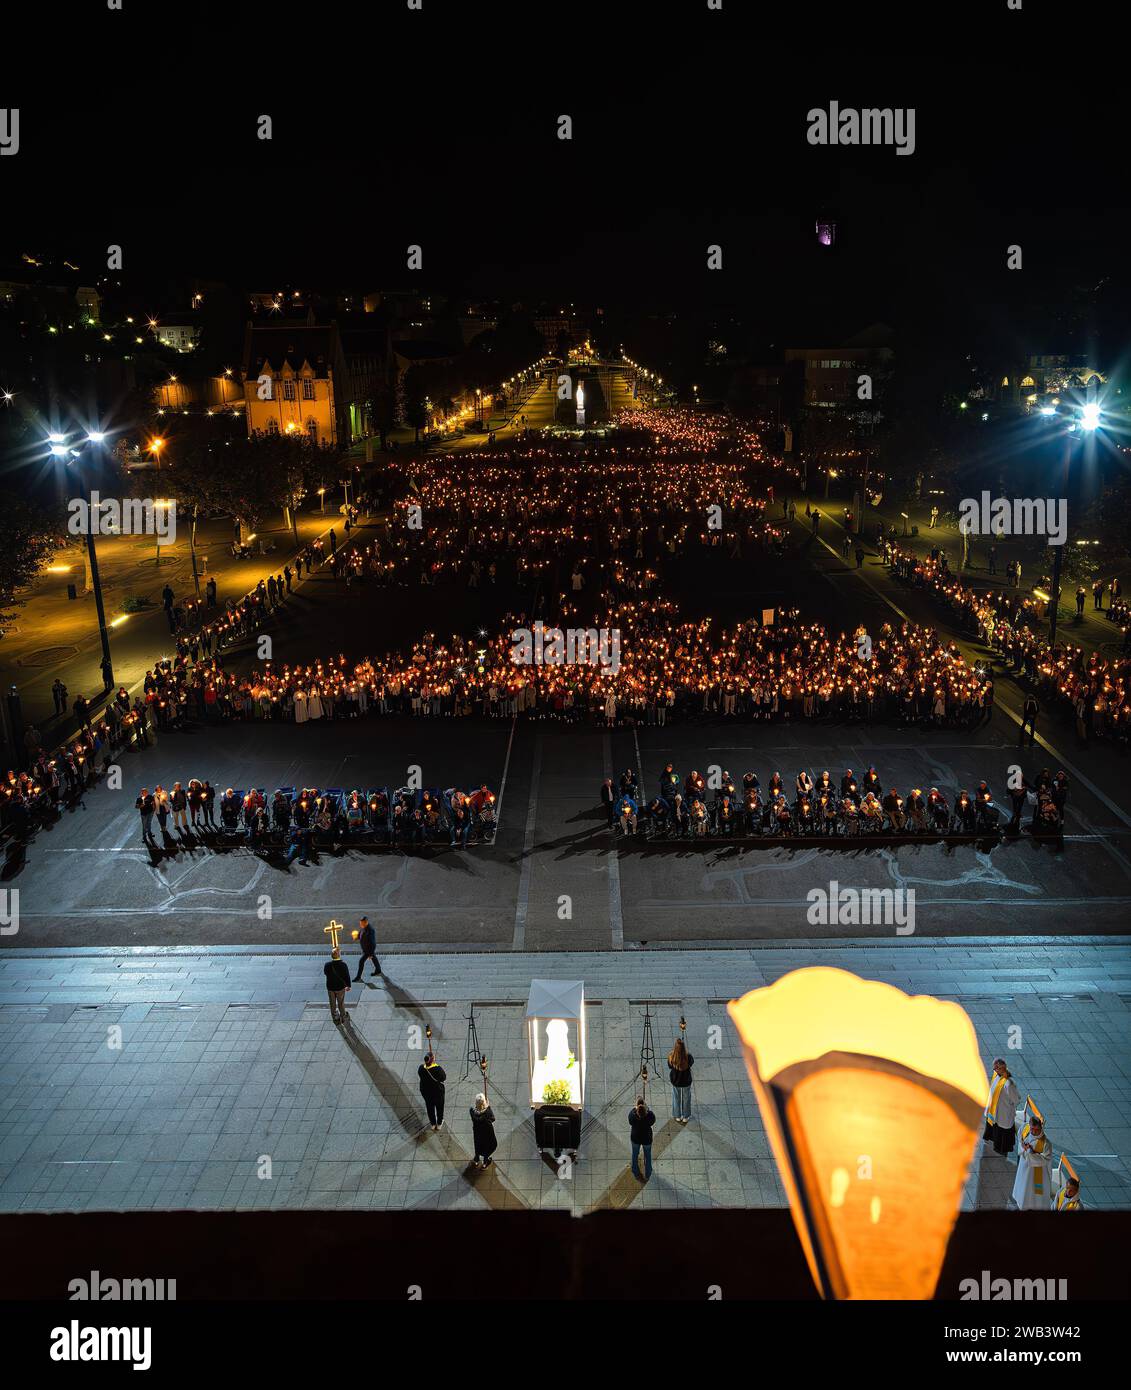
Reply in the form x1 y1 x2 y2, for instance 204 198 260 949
1012 1133 1053 1210
307 691 323 720
293 690 307 724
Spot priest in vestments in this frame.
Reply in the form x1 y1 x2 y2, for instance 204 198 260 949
1011 1116 1053 1210
1055 1177 1083 1211
982 1058 1020 1155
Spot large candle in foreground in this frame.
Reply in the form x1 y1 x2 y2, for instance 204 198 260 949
728 967 984 1300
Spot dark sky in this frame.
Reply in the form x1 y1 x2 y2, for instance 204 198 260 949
3 0 1126 353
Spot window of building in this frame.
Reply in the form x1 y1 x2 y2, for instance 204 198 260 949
307 419 318 441
302 378 315 400
283 380 296 401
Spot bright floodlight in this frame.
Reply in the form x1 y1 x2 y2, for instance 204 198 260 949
1039 406 1057 417
49 444 68 457
86 431 105 444
1081 402 1101 431
47 432 67 444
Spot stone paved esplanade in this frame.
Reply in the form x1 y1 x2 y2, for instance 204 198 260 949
1 940 1127 1214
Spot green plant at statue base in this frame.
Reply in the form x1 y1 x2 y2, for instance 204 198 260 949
121 595 150 613
542 1079 572 1104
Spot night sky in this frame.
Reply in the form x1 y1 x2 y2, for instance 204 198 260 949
3 1 1126 358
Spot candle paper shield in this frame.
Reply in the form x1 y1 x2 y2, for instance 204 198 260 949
728 967 984 1301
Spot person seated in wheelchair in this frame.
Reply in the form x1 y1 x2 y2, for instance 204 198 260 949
619 768 639 798
928 787 950 831
839 794 860 835
368 790 390 838
669 792 689 837
685 770 706 803
449 801 470 847
647 795 670 836
422 800 444 839
952 789 977 832
767 771 785 800
220 788 240 829
975 792 1000 833
770 793 792 836
293 790 314 829
794 794 816 834
272 790 292 832
714 795 737 836
314 795 336 836
818 791 838 835
742 770 760 799
740 787 762 836
246 803 269 845
615 793 638 834
1033 790 1061 836
841 769 859 803
715 770 737 804
688 797 709 837
882 788 906 832
860 791 884 832
906 788 927 832
407 805 428 845
796 769 814 799
468 784 496 834
815 770 834 800
345 790 366 834
862 765 882 799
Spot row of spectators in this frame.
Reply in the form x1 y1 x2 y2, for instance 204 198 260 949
888 547 1131 743
602 763 1069 839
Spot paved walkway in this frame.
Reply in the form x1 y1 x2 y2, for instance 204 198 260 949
1 941 1127 1214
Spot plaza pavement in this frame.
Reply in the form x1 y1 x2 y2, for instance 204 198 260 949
0 941 1128 1215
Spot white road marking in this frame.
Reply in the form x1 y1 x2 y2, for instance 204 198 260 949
603 734 624 949
511 735 542 951
493 714 518 835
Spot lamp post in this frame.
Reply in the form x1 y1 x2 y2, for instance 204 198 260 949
1048 399 1100 645
63 433 115 690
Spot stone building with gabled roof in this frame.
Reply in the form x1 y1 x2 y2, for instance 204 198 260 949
240 321 344 446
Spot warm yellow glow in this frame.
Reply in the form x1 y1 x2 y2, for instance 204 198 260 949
110 615 129 628
729 968 984 1301
46 564 72 573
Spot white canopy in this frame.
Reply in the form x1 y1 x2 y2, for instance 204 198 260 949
525 978 584 1021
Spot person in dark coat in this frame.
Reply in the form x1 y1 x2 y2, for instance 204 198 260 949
418 1052 446 1130
629 1096 655 1180
323 948 351 1024
668 1037 694 1123
353 915 381 981
470 1092 498 1168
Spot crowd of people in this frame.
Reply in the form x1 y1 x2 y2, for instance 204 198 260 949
601 761 1069 840
888 546 1131 744
133 781 497 853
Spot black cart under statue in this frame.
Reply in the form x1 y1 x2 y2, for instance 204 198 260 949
525 979 586 1156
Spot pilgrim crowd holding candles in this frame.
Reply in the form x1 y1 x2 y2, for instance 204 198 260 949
887 545 1131 744
602 760 1067 840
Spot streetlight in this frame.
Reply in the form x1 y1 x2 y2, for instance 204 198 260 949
1048 400 1102 644
148 437 165 469
62 432 115 690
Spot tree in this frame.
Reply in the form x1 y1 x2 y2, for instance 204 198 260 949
364 370 398 450
402 365 430 443
0 491 63 632
127 416 243 591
